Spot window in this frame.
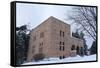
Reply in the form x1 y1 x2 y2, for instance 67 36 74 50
59 56 65 59
59 46 61 50
60 30 64 37
39 42 43 47
63 32 64 37
59 41 65 51
60 30 62 36
76 46 79 54
60 41 64 45
62 56 65 58
59 56 62 59
39 42 43 53
40 32 44 38
59 46 64 51
40 42 43 46
60 41 61 45
71 45 75 50
63 42 64 45
62 46 65 51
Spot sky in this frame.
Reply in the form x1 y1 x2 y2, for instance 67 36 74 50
16 3 72 29
16 3 94 49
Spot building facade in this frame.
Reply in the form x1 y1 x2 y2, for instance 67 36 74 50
27 16 83 62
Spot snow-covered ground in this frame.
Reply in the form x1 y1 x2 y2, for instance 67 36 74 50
22 55 96 65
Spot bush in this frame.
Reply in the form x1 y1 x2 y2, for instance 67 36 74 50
33 53 45 61
79 47 84 57
90 41 97 55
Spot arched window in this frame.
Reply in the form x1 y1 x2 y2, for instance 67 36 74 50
71 45 75 50
76 46 79 54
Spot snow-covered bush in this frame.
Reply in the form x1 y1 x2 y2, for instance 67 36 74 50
33 53 45 61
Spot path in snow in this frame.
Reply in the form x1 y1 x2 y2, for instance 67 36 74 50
22 54 96 65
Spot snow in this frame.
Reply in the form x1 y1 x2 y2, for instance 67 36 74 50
22 55 96 65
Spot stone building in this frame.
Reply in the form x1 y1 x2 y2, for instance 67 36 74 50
27 16 83 62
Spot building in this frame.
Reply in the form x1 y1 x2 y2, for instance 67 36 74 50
27 16 83 62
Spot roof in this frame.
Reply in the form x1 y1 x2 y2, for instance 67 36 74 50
31 16 70 32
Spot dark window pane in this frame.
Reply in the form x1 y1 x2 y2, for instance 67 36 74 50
63 46 65 51
60 30 62 36
63 32 64 37
63 42 64 45
60 41 61 45
59 46 64 51
71 45 75 50
59 46 61 50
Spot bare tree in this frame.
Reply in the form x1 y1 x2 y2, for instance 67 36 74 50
68 6 97 40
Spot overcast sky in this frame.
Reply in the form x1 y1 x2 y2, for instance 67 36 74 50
16 3 72 29
16 3 94 49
